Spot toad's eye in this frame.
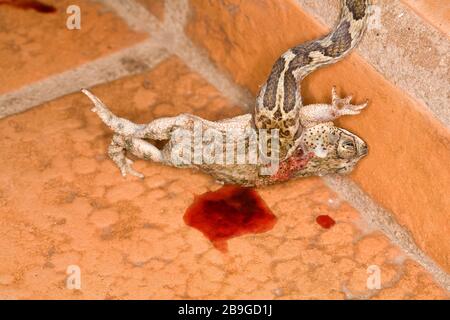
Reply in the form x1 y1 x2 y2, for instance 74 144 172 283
341 140 355 149
337 138 357 159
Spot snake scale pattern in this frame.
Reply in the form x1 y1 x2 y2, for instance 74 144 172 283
256 0 371 159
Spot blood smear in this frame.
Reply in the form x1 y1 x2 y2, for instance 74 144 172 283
184 186 277 252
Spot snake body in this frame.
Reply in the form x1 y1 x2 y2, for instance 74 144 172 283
255 0 371 158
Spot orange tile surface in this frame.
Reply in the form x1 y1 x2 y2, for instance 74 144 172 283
0 57 446 299
185 0 450 273
0 0 147 94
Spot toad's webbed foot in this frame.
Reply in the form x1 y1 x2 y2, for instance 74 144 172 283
331 86 368 116
108 134 163 179
108 135 145 179
120 158 145 179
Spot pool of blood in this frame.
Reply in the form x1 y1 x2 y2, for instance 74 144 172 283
316 215 336 229
184 186 277 252
0 0 57 13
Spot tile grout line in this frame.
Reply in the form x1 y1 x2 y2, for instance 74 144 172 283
101 0 162 35
323 176 450 292
105 0 255 110
0 40 169 119
109 0 450 292
0 0 254 118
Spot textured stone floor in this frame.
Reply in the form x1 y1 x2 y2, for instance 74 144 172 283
0 57 447 299
0 0 147 94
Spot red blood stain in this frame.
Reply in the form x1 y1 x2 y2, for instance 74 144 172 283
184 186 277 252
271 150 314 182
0 0 56 13
316 215 336 229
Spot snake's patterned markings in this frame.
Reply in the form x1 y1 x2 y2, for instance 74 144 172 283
255 0 371 159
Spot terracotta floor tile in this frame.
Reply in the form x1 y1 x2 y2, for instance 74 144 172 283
0 57 447 299
0 0 147 94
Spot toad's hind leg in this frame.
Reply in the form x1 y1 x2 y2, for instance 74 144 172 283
82 89 195 140
108 134 163 178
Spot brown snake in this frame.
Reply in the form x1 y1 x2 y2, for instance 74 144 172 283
256 0 371 159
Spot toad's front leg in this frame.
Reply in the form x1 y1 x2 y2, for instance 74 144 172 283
299 86 368 127
108 134 163 178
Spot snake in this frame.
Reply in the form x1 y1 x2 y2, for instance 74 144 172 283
255 0 371 159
